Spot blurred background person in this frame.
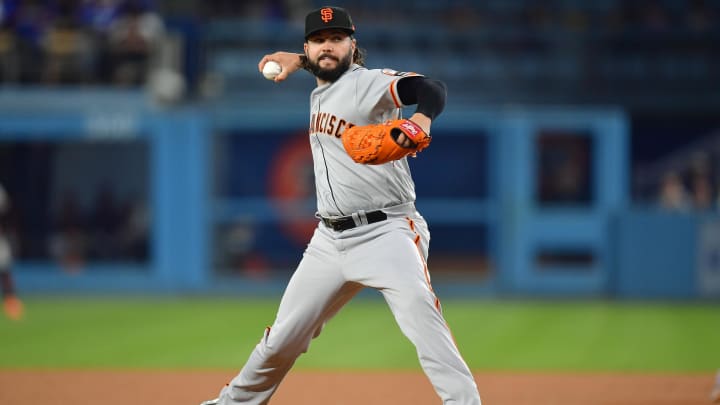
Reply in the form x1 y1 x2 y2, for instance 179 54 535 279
105 0 165 86
689 152 715 211
49 188 88 273
0 181 23 320
658 170 691 212
41 0 97 84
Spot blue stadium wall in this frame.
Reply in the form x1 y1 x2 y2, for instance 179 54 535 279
1 89 719 299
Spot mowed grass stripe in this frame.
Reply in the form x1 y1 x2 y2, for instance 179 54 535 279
0 298 718 371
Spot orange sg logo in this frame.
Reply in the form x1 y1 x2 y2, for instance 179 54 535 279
320 8 333 23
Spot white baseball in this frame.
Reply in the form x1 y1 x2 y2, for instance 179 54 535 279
262 61 282 81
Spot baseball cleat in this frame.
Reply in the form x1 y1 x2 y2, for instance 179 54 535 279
199 399 219 405
712 369 720 403
711 385 720 402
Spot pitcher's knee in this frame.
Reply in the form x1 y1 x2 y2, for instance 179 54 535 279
262 329 311 365
394 289 438 314
263 341 304 365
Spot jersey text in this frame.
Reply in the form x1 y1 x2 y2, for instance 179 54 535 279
310 112 355 138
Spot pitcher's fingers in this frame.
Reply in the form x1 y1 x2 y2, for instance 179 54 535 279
258 56 272 72
274 70 290 83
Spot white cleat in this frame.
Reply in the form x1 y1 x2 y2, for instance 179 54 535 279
712 369 720 403
199 399 219 405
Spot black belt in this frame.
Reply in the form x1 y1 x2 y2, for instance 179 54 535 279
321 210 388 232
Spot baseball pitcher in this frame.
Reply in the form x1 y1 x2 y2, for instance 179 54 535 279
200 6 481 405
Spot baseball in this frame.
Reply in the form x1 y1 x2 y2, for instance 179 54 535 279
262 61 282 80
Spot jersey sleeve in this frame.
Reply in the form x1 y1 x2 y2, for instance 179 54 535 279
354 68 424 119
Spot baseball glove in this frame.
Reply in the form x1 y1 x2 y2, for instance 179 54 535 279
342 119 431 165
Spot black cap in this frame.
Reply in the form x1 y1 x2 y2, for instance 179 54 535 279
305 6 355 39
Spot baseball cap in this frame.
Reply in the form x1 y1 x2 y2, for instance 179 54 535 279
305 6 355 39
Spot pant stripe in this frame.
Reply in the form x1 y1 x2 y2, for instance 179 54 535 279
404 216 466 349
405 217 441 312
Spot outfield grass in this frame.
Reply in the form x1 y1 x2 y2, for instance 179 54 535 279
0 297 718 372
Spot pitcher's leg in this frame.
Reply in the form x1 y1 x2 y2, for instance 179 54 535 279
355 222 481 405
381 281 480 405
216 230 361 404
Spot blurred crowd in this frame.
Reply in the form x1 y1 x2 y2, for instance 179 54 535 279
657 151 720 213
1 0 717 90
197 0 719 35
1 182 149 270
48 185 149 271
0 0 165 85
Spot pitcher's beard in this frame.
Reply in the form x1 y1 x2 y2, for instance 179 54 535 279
307 51 352 82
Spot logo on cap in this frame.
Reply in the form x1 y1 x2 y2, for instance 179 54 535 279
320 7 333 23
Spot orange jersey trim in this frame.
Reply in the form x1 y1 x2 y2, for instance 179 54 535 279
389 79 402 108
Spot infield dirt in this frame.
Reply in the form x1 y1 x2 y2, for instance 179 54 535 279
0 370 714 404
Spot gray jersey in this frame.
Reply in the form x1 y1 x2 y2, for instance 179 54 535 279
309 64 423 217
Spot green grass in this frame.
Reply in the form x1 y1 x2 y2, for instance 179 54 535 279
0 297 718 372
443 300 720 372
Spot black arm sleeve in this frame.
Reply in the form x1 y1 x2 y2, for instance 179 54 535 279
396 76 447 120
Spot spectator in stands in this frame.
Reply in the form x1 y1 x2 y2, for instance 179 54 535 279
79 0 123 34
2 0 49 83
106 0 165 86
41 0 96 84
658 170 691 211
49 188 88 273
0 0 20 81
79 0 123 82
689 153 714 211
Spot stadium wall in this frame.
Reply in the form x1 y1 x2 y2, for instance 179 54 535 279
1 90 718 298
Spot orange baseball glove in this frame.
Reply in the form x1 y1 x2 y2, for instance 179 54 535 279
341 119 431 165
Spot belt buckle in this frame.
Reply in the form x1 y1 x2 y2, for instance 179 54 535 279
324 217 343 230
